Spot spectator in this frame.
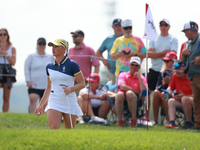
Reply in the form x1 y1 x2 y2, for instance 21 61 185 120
181 21 200 129
153 51 177 125
77 73 115 123
148 18 178 93
110 19 146 82
165 60 193 129
24 38 54 113
179 41 188 59
35 39 85 129
68 30 100 80
96 18 123 84
115 56 147 127
0 28 16 112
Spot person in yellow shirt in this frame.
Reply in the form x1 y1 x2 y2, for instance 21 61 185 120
110 19 146 83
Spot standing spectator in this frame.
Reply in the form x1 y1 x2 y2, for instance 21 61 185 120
148 18 178 93
35 39 85 129
24 38 54 113
68 30 100 80
115 56 147 127
153 52 177 125
179 41 188 59
110 19 146 82
181 21 200 129
96 18 123 84
164 60 193 129
0 28 16 112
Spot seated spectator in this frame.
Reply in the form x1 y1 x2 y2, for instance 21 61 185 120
153 51 177 125
77 73 115 123
115 56 148 127
165 60 193 129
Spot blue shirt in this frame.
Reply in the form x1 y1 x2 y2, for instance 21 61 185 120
99 34 122 74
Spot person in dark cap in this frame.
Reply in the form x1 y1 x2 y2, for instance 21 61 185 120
68 30 100 82
24 37 54 113
96 18 123 85
181 21 200 129
165 60 193 129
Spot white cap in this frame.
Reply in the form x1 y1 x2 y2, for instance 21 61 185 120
129 56 141 65
182 21 199 32
160 18 170 25
121 19 132 28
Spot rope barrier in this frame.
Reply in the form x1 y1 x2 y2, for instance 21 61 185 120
0 54 182 77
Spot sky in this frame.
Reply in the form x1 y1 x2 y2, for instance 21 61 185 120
1 0 200 84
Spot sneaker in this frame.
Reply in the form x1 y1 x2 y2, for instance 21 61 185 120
153 121 159 125
76 117 85 124
181 122 194 129
165 121 179 129
130 119 137 127
118 120 124 127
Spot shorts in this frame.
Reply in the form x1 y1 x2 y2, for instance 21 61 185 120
92 106 100 116
148 68 160 91
28 88 45 98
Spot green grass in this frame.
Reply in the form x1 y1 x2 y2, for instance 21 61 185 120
0 113 199 150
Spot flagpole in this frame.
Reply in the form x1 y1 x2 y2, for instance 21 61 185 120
142 3 158 131
145 3 149 131
146 39 149 131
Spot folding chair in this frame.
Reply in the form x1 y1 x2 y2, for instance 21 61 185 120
160 89 194 127
101 82 149 126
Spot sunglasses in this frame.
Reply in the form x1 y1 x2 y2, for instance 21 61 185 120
160 24 168 27
0 33 7 36
173 63 185 69
131 63 139 67
38 42 46 46
72 35 82 38
164 60 171 63
123 26 132 30
115 24 121 27
89 76 96 79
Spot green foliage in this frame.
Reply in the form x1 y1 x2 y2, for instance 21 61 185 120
0 113 199 150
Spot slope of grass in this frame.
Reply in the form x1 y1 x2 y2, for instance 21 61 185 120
0 113 199 150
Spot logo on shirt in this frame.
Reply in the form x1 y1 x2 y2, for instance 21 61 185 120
62 66 66 72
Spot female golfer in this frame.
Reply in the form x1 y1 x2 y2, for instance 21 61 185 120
35 39 85 129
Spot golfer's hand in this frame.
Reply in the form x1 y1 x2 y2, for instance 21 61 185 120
63 87 71 96
191 56 200 65
182 49 191 56
35 106 42 116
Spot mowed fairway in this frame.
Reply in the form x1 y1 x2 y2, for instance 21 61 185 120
0 113 199 150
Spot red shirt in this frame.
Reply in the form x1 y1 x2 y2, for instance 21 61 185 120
168 73 192 95
68 43 100 79
118 71 147 93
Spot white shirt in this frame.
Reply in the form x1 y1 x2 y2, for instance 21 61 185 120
80 87 104 108
149 34 178 72
24 52 54 89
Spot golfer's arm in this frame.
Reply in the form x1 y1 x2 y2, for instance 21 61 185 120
38 77 51 107
70 72 85 92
